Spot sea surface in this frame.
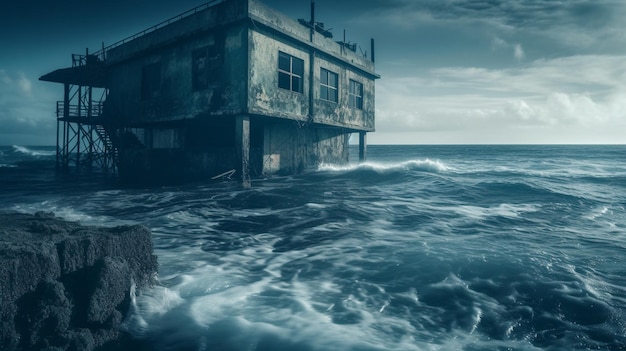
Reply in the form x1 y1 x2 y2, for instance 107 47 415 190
1 144 625 351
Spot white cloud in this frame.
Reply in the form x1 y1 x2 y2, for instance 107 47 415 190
17 73 32 95
372 55 626 144
490 37 525 61
0 70 34 101
513 44 524 60
491 36 507 50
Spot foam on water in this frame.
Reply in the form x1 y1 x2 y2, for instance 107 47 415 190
10 202 106 224
447 203 540 220
318 158 451 173
124 194 623 349
12 145 56 157
2 145 626 350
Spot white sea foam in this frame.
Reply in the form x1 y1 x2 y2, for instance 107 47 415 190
586 206 610 220
121 285 184 337
12 145 55 157
136 285 184 317
448 203 540 220
318 158 451 173
5 145 623 350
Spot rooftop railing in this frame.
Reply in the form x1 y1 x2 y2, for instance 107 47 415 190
93 0 225 58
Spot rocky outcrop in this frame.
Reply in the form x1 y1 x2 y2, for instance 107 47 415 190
0 211 158 351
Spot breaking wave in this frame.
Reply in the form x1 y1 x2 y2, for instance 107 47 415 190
318 159 451 173
12 145 56 157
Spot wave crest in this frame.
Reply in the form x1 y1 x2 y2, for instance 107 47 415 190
318 159 450 173
12 145 55 157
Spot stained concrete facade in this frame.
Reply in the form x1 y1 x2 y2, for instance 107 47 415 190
101 0 378 183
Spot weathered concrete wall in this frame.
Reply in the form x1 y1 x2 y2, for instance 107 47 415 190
106 8 249 126
247 0 376 131
261 121 348 175
106 0 248 64
248 30 310 121
0 211 157 351
248 0 376 74
312 55 375 131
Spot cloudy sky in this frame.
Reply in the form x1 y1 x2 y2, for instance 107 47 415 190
1 0 624 145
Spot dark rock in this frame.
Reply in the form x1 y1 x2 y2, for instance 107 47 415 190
0 211 158 351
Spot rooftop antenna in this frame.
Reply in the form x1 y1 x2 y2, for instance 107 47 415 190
310 0 315 42
359 46 367 58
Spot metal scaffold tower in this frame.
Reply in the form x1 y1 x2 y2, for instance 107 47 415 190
40 50 117 174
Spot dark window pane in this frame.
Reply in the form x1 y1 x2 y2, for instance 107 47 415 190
329 72 337 88
349 95 355 108
292 57 304 76
320 86 328 100
278 72 291 90
331 88 338 102
292 76 302 92
321 68 328 85
357 96 363 109
279 53 290 71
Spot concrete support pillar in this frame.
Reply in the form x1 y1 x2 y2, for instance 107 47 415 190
359 132 367 162
236 115 251 187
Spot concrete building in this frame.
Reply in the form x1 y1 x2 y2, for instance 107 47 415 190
41 0 379 185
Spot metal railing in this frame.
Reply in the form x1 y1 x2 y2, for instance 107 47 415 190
56 101 104 119
72 53 104 66
93 0 225 57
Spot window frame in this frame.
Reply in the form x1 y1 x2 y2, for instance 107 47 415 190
348 79 363 109
278 51 304 93
192 47 209 91
320 68 338 103
192 38 223 92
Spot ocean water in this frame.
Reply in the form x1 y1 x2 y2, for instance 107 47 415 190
1 144 625 351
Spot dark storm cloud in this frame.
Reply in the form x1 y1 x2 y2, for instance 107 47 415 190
379 0 617 28
348 0 622 41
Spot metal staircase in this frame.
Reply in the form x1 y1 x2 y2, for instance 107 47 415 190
42 51 117 174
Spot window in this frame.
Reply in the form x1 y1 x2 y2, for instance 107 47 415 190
192 48 209 90
278 51 304 93
141 62 161 100
320 68 338 103
192 39 222 91
348 80 363 109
